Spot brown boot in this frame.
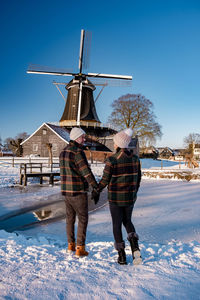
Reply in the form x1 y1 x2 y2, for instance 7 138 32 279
67 242 76 253
75 245 89 257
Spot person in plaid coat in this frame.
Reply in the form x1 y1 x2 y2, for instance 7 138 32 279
59 127 98 257
98 128 142 265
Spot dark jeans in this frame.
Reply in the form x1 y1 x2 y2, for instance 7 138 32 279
109 202 135 244
65 193 88 246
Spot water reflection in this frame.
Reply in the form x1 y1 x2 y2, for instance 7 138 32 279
0 192 107 233
33 201 66 221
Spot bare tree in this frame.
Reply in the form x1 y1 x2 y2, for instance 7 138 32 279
184 133 200 148
46 143 53 167
3 132 29 155
10 139 23 156
108 94 162 146
183 133 200 155
15 132 29 140
3 137 13 151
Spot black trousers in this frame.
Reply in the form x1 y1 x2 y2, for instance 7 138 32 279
109 202 136 244
64 193 88 246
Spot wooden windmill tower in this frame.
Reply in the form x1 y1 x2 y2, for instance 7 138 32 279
27 30 132 135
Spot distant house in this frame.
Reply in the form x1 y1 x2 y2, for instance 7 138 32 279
159 147 175 159
173 149 184 161
139 146 159 159
21 123 70 157
0 149 13 157
192 143 200 160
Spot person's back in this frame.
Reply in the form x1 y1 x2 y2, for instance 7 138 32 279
99 148 141 206
60 141 90 196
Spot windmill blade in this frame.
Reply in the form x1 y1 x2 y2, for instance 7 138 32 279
87 72 132 80
82 31 92 71
52 77 132 88
79 30 85 73
52 80 109 87
27 64 76 77
90 77 132 87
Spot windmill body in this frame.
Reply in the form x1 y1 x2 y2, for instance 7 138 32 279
60 77 100 127
27 29 132 133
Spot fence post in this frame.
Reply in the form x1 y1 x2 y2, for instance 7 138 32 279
20 163 23 185
12 157 14 167
24 164 27 186
161 160 163 170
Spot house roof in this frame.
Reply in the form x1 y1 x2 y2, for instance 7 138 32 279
21 123 70 145
46 123 70 142
159 147 174 155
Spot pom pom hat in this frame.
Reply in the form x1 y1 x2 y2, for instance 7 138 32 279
70 127 86 141
113 128 133 148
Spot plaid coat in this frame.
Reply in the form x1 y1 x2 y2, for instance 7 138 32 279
98 148 141 206
59 141 98 196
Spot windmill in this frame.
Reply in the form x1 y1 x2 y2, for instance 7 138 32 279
27 30 132 129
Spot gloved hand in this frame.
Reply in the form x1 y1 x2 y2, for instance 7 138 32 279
91 188 100 205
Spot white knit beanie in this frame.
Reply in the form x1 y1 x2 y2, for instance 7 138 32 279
113 128 133 148
70 127 86 141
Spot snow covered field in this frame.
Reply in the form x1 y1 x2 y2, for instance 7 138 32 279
0 159 200 299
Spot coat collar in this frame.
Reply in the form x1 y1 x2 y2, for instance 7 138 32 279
70 140 84 150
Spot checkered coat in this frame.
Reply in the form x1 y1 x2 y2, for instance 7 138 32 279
98 148 141 206
59 141 98 196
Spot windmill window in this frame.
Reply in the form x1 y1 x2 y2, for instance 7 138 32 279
33 144 38 151
43 129 47 135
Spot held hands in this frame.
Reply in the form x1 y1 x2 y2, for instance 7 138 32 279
91 188 100 205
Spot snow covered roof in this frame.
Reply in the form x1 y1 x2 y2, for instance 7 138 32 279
46 123 70 142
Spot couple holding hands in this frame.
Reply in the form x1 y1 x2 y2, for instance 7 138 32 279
59 127 141 265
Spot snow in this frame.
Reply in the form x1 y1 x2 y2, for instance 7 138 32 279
0 159 200 299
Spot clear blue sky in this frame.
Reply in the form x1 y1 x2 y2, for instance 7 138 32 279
1 0 200 148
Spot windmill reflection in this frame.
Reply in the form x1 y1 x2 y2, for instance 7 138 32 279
33 202 66 221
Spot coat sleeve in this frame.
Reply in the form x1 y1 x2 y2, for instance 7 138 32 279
98 159 113 191
136 159 141 192
75 150 98 189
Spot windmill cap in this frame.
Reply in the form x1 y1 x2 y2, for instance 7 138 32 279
113 128 133 148
70 127 86 141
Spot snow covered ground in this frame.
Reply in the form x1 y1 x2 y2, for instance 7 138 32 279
0 159 200 299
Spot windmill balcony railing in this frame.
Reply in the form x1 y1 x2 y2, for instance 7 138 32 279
50 121 118 131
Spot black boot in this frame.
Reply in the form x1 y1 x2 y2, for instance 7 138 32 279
127 232 142 265
117 249 127 265
115 241 127 265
